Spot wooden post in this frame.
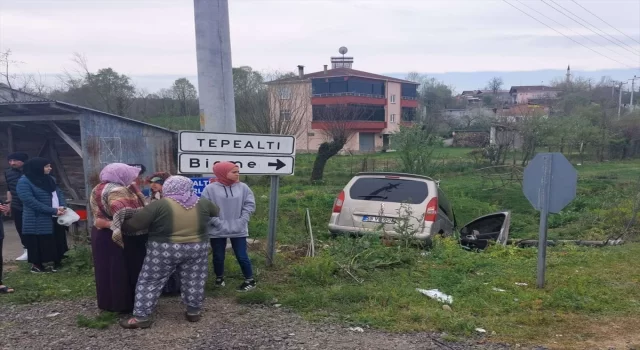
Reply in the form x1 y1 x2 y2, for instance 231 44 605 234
48 141 82 200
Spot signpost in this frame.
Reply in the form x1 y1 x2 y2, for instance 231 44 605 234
178 131 296 267
523 153 577 288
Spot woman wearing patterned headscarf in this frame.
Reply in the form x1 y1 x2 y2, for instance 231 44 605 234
89 163 147 313
119 176 219 329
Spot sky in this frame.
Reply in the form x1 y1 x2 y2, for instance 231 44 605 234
1 0 639 92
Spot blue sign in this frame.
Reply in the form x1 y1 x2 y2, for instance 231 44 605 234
191 177 213 197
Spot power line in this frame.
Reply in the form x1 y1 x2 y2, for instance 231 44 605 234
501 0 638 69
542 0 640 57
570 0 640 46
514 0 638 65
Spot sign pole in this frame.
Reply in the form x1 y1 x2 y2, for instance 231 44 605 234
536 154 552 289
266 175 280 267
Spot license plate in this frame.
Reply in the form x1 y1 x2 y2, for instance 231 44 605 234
362 216 395 224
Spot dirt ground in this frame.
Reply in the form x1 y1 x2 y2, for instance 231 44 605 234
0 297 528 350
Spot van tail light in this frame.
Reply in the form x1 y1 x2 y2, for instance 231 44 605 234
333 190 345 213
424 197 438 222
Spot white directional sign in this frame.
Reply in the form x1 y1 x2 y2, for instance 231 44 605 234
179 131 296 155
179 153 295 175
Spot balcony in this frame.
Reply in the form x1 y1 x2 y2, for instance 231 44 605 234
400 96 419 108
311 121 387 132
312 92 387 106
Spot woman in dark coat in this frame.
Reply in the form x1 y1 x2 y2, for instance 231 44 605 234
15 158 68 273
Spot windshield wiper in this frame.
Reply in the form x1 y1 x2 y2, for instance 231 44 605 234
357 195 387 199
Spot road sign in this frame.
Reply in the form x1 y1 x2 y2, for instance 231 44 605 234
523 153 578 289
190 177 212 197
179 131 296 155
179 153 295 175
524 153 577 214
178 130 297 267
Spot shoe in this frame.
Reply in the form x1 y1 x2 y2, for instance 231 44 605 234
46 266 58 273
237 279 256 292
119 317 153 329
185 311 202 323
16 249 28 261
30 265 48 274
214 277 225 288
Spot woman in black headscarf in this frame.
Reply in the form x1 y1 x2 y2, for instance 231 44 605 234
16 158 68 273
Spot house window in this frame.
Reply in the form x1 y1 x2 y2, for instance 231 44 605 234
390 94 396 104
390 114 396 123
280 109 292 121
278 87 292 100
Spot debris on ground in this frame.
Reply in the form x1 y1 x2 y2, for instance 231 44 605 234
475 328 487 333
349 327 365 333
416 288 453 304
492 288 506 292
515 282 528 286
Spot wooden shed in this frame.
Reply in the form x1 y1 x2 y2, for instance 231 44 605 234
0 85 177 212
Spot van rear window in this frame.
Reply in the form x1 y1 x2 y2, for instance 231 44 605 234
349 178 429 204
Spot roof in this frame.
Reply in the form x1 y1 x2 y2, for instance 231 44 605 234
0 85 175 134
0 84 53 104
266 68 419 85
509 86 561 93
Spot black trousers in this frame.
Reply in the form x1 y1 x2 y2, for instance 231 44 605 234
12 209 25 248
0 238 4 285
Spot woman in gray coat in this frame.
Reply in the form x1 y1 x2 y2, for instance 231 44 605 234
202 162 256 291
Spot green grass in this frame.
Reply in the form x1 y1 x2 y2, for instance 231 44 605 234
77 312 119 329
3 148 639 348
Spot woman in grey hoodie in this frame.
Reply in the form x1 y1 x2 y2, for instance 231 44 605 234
202 162 256 291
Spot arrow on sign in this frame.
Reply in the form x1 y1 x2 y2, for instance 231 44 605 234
268 159 286 170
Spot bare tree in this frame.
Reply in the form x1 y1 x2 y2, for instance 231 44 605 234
236 71 308 137
486 77 504 95
171 78 198 117
310 104 375 181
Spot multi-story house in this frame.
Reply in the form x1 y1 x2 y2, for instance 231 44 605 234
509 86 561 104
266 56 419 153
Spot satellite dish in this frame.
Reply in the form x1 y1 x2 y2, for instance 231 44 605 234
338 46 348 55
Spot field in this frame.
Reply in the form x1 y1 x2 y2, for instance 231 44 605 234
3 148 640 349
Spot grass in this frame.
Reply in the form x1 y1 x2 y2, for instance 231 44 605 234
2 148 640 348
77 312 119 329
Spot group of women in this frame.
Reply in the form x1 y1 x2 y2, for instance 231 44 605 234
0 158 256 329
89 161 256 329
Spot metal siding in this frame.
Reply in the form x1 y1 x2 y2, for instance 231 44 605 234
80 112 177 191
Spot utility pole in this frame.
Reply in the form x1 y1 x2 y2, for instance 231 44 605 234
193 0 236 133
629 75 637 111
617 81 627 119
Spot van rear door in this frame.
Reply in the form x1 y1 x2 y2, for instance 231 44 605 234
338 176 430 232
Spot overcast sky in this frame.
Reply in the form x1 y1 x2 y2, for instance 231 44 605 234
1 0 639 91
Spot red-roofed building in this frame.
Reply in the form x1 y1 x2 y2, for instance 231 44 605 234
266 55 419 153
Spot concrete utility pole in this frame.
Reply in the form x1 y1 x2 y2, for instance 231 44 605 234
629 75 637 111
193 0 236 133
617 81 627 119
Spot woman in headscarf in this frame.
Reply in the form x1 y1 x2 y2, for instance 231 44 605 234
15 158 68 273
89 163 147 313
145 171 180 295
202 162 257 292
120 176 219 329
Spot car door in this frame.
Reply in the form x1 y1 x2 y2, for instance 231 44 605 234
458 211 511 250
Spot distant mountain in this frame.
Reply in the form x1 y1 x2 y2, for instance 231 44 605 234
384 69 640 93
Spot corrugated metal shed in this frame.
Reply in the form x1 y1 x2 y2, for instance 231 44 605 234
0 86 177 213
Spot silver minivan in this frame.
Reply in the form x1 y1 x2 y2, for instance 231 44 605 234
328 172 511 245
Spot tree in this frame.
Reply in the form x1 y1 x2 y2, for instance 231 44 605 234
171 78 198 116
393 124 441 175
60 53 137 116
234 70 309 137
486 77 503 95
310 104 375 181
